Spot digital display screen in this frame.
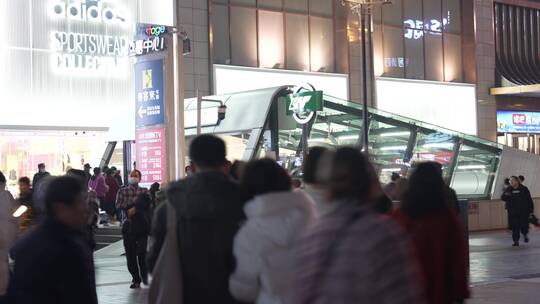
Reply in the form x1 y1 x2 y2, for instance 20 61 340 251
497 110 540 133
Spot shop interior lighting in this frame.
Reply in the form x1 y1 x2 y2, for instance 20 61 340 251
380 131 411 137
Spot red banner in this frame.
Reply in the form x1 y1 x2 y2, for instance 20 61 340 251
136 127 167 184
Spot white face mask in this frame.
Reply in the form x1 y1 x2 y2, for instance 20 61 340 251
128 177 140 185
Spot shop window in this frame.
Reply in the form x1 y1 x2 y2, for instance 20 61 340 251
405 35 425 79
259 0 282 9
334 12 349 74
444 33 463 82
230 0 255 6
424 31 444 81
285 14 310 71
211 4 230 65
309 0 332 17
309 16 335 72
284 0 308 13
258 11 285 69
382 26 405 78
372 5 382 24
4 0 31 48
383 0 403 27
443 0 462 34
213 0 228 4
230 6 257 67
423 0 443 32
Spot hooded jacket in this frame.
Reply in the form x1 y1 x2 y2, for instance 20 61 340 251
0 183 17 296
230 191 315 304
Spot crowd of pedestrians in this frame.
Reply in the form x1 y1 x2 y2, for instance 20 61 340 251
0 133 505 304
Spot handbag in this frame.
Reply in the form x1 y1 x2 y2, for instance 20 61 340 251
530 214 540 227
148 202 183 304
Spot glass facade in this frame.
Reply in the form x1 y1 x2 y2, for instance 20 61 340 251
210 0 349 74
373 0 464 82
186 87 502 199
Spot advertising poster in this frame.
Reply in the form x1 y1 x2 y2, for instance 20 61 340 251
135 127 167 184
135 60 165 127
497 111 540 133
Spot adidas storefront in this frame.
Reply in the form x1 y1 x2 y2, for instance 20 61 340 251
0 0 138 191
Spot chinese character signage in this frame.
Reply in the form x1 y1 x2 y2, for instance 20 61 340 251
135 60 165 127
136 127 167 184
497 111 540 133
129 25 167 57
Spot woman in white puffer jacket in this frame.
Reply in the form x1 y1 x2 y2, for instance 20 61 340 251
230 159 314 304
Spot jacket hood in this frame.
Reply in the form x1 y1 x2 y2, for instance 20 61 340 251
244 191 314 246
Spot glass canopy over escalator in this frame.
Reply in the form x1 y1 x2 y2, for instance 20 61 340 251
184 86 502 199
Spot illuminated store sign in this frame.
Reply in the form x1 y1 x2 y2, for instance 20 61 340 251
129 25 167 57
497 111 540 133
403 18 448 40
50 0 126 25
48 0 130 76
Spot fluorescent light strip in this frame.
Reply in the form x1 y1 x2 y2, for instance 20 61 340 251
380 145 408 151
380 131 411 137
423 142 454 149
457 165 486 170
381 168 402 172
338 135 359 140
13 205 28 218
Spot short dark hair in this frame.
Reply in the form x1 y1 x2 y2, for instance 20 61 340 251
18 176 31 185
45 176 84 216
391 172 401 182
38 163 45 169
303 147 329 184
0 171 6 184
329 147 372 203
189 135 226 168
519 175 525 182
66 169 89 189
242 159 292 197
93 167 101 176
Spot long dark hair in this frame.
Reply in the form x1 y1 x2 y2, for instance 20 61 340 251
402 162 449 219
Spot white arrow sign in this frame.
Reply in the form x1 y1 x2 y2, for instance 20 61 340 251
138 106 147 118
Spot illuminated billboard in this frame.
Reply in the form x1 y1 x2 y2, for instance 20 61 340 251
497 111 540 134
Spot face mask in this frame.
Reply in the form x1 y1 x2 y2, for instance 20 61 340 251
128 177 140 185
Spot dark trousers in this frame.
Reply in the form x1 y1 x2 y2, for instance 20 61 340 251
124 235 148 284
512 225 529 243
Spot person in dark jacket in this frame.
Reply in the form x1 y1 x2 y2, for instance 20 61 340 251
104 168 120 219
122 193 152 288
148 135 249 304
502 176 535 246
110 166 124 187
7 176 98 304
32 163 50 188
393 162 470 304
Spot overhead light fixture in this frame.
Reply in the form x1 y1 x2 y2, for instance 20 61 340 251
380 131 411 137
423 142 454 149
380 145 407 151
